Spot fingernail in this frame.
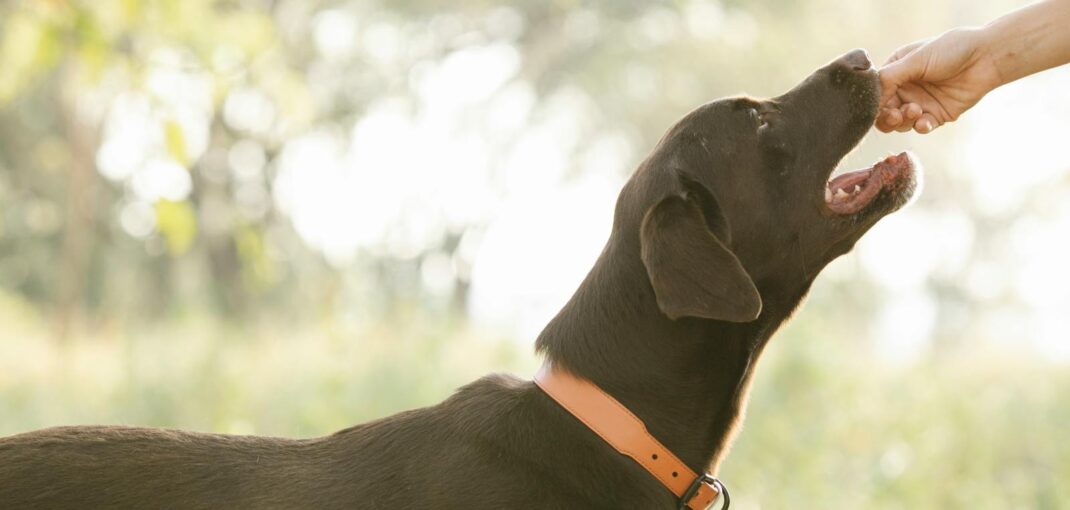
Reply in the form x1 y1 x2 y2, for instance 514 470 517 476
918 120 932 132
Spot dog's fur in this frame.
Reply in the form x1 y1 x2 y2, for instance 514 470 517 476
0 49 915 509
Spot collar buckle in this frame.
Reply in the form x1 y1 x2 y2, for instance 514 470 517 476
678 474 730 510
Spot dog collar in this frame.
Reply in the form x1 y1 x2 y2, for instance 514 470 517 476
534 362 730 510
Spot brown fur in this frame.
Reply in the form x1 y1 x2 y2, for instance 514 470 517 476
0 49 910 509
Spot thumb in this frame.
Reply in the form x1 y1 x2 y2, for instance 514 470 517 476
878 41 927 106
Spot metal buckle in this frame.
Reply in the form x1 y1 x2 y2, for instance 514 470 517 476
677 474 730 510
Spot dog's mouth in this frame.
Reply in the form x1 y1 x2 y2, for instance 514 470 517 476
823 151 918 215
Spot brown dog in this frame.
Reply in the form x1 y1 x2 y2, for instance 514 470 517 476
0 49 917 509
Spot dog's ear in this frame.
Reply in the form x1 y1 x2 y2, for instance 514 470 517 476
640 192 762 322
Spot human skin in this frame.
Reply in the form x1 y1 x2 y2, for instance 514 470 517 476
876 0 1070 134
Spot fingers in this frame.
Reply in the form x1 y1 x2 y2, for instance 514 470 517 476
876 36 962 135
894 103 923 133
880 60 923 107
878 39 929 107
914 112 941 134
874 101 944 134
877 102 921 133
874 93 904 132
883 40 926 66
875 108 902 133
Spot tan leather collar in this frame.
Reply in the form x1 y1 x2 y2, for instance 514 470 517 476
534 362 729 510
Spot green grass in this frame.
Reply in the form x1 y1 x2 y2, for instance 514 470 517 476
2 300 1067 509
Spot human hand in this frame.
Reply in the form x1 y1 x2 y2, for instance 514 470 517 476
875 28 1003 134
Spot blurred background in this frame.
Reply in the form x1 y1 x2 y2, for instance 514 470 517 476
1 0 1068 507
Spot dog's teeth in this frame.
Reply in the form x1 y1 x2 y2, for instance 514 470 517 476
825 187 832 201
853 185 861 193
834 189 849 199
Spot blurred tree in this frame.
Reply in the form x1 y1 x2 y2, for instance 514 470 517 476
0 0 291 332
1 0 1064 361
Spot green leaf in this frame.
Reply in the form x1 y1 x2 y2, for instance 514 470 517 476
234 226 276 291
0 11 58 104
163 120 189 166
154 199 197 255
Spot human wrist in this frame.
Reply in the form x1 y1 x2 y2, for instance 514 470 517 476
973 22 1019 88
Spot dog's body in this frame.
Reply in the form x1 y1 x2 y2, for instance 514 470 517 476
0 49 918 509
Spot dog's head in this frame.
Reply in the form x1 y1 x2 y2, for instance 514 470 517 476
618 49 918 323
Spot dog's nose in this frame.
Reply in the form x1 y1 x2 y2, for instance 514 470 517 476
839 48 873 71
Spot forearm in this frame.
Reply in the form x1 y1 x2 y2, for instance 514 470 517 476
979 0 1070 85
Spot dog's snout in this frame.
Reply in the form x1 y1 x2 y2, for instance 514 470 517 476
839 48 873 71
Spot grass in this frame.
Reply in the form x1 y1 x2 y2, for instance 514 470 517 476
1 296 1067 509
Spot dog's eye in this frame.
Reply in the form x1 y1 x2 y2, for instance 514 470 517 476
750 108 771 130
753 107 778 130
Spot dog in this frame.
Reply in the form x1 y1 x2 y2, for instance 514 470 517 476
0 48 917 509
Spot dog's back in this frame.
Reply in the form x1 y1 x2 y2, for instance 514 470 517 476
0 374 591 510
0 425 339 508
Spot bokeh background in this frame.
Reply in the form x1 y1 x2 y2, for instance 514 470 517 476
1 0 1068 508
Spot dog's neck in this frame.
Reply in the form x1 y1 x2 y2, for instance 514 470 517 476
535 238 801 472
